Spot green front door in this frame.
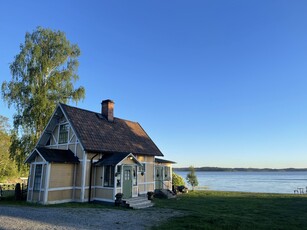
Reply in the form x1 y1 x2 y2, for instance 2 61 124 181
123 166 132 199
155 166 163 189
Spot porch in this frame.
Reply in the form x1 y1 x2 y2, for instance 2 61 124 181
92 152 143 202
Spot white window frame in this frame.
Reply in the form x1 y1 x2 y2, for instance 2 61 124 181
58 123 69 144
33 164 43 191
103 165 115 187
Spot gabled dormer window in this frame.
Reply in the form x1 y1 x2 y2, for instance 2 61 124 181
59 124 69 144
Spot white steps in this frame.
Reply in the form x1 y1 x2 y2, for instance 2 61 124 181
123 196 154 209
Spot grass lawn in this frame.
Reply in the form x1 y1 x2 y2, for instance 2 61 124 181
153 191 307 230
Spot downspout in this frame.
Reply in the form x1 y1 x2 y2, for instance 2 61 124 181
88 153 99 203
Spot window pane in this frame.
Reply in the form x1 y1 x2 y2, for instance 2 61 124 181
164 167 170 181
116 166 121 187
104 166 110 186
34 165 42 191
104 165 114 187
138 163 146 172
59 124 69 144
133 166 137 186
124 170 130 180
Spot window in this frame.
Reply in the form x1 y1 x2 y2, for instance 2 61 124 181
59 124 69 144
104 165 114 187
164 167 170 181
138 163 146 173
33 165 42 191
116 166 121 187
124 169 130 180
133 166 137 186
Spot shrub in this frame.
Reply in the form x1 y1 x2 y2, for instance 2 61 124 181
172 172 185 187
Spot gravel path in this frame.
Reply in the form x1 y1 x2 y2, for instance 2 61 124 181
0 205 182 230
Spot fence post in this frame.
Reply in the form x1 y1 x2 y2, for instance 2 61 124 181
15 183 21 201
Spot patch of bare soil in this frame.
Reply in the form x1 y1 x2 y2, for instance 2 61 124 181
0 206 182 230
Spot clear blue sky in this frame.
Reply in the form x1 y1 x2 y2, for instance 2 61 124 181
1 1 307 168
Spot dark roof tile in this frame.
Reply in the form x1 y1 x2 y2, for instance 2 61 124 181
26 147 79 163
60 103 163 156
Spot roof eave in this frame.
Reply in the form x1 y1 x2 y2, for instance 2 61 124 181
155 158 176 164
84 148 163 156
25 148 47 164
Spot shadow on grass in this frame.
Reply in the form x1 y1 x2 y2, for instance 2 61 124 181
152 191 307 230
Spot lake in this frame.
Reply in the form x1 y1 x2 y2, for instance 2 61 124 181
174 171 307 194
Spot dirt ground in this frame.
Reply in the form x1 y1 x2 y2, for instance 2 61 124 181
0 205 182 230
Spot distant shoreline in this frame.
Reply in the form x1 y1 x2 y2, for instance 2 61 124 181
174 167 307 172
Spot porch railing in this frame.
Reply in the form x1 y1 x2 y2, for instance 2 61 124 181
155 179 172 190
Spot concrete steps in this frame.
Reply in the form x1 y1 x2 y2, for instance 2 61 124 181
123 196 154 209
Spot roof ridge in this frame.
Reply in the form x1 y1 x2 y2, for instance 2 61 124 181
59 102 98 115
60 102 139 124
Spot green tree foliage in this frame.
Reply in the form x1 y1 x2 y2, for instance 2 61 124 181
172 172 185 187
1 27 85 174
186 166 199 190
0 115 18 181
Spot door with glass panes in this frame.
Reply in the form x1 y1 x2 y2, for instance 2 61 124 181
123 166 132 199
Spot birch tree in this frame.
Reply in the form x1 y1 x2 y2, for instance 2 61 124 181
1 27 85 174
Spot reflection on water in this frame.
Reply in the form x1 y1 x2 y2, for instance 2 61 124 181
175 171 307 194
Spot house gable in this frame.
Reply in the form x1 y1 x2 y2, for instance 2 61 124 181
26 149 47 163
31 104 85 160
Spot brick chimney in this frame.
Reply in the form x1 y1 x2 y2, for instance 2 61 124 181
101 99 114 122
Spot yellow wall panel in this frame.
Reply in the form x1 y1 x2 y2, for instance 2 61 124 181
49 163 74 188
95 188 113 200
48 189 73 201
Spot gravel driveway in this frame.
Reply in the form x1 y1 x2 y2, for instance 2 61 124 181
0 205 182 230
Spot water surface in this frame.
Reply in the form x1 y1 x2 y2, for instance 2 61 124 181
175 171 307 194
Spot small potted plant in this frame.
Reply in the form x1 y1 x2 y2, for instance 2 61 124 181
147 191 154 200
115 193 123 206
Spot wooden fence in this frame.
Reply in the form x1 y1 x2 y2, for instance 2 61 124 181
0 183 27 200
